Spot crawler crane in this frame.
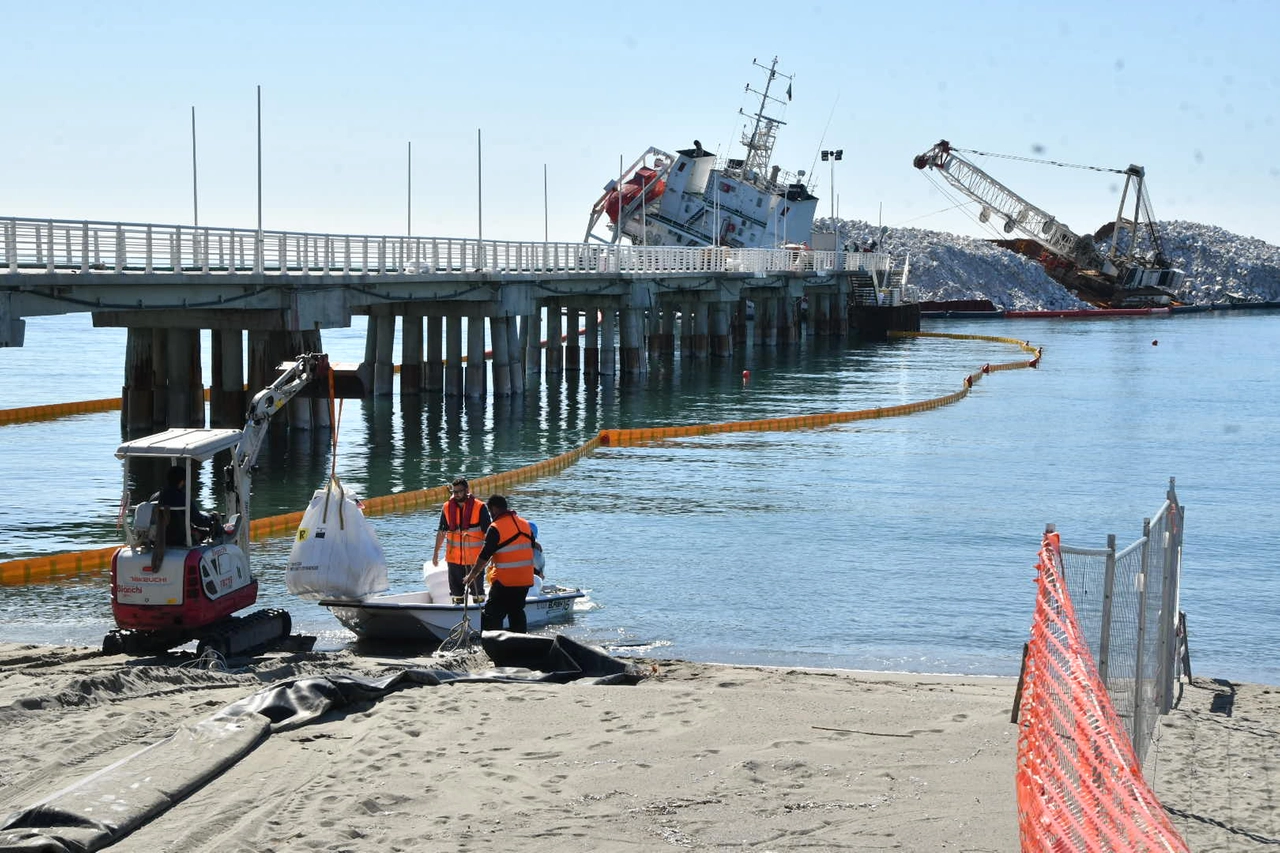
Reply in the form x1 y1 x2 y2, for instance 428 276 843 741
913 140 1183 307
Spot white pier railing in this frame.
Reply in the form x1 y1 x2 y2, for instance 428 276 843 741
0 216 897 280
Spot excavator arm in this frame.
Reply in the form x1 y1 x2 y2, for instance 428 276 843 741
224 353 328 554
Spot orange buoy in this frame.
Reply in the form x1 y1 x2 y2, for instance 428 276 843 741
742 370 750 383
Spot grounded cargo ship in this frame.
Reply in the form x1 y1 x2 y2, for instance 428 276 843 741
584 56 818 251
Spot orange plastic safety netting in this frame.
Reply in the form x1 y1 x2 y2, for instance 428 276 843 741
1016 531 1188 852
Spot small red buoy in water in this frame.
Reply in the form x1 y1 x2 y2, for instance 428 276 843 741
1152 340 1159 346
742 370 750 385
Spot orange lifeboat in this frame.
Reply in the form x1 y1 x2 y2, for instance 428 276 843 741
604 167 666 224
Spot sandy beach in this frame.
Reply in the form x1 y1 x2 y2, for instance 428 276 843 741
0 641 1273 852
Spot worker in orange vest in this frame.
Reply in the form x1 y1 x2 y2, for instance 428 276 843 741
465 494 538 632
431 477 491 604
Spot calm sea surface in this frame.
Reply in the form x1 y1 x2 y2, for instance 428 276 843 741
1 310 1276 684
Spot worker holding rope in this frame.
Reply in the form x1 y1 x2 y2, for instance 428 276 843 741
431 478 491 605
464 495 538 633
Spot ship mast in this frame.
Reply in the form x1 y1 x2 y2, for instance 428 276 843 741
739 56 792 179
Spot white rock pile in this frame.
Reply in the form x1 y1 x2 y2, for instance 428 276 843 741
825 218 1280 310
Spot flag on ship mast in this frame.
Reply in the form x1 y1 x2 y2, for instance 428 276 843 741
786 83 792 101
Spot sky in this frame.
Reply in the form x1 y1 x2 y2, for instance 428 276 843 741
4 0 1277 247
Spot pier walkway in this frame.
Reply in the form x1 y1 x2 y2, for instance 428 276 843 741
1 215 918 430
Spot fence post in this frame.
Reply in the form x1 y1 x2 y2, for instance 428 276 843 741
1098 533 1117 683
1159 483 1184 712
1133 519 1152 754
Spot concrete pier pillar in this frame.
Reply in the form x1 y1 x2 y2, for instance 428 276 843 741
710 303 732 358
210 329 246 426
374 310 395 396
490 316 512 397
284 330 312 429
620 308 644 375
247 330 271 397
809 294 826 336
506 315 525 395
545 301 563 377
301 329 330 430
677 303 692 357
692 306 709 359
600 307 617 378
564 308 581 373
425 315 444 393
359 312 378 397
122 326 156 432
834 285 850 336
523 308 542 379
762 297 778 347
465 315 486 399
151 328 169 427
657 306 676 358
445 314 463 396
780 296 797 343
583 308 599 378
165 328 201 428
401 308 424 394
732 299 749 347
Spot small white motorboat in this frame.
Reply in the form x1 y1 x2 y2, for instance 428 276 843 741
318 572 585 643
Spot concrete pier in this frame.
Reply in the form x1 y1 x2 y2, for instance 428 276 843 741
490 316 512 398
425 315 444 392
619 307 645 375
506 315 524 396
64 246 917 430
523 309 542 378
445 315 463 396
709 303 732 358
545 302 563 377
465 315 485 399
210 329 246 427
583 309 599 378
600 308 617 377
401 308 423 395
122 328 155 432
374 310 395 396
564 309 581 373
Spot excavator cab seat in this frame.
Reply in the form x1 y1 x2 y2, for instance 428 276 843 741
130 501 159 549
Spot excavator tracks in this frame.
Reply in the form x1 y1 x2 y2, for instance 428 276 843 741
103 608 303 659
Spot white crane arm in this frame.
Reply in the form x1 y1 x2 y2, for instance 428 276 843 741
913 140 1109 273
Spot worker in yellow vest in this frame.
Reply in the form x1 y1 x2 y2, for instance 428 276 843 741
431 477 492 604
465 494 538 632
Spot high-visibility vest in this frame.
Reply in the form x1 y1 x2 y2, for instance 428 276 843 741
443 497 486 565
488 512 536 587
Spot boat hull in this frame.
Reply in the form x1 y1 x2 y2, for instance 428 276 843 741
318 587 584 642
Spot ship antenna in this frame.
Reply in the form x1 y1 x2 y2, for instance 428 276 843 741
739 56 792 179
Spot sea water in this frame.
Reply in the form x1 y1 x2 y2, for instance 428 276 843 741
1 310 1276 683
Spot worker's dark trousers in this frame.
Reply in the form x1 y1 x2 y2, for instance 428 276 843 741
481 581 531 632
447 562 483 599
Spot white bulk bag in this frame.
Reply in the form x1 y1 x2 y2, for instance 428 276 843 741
422 564 451 603
286 478 388 600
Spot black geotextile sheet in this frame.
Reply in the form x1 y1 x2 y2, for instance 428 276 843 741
0 633 643 852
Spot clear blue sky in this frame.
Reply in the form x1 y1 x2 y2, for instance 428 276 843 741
5 0 1277 245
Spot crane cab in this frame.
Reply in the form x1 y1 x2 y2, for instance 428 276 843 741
110 428 254 636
